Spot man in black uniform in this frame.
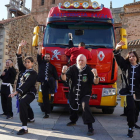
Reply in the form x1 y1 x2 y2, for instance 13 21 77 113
0 59 17 119
37 43 59 118
61 54 99 136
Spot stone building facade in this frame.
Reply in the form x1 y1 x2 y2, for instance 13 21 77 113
121 1 140 42
0 15 43 73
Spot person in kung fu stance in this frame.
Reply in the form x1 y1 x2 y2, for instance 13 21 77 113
0 59 17 119
37 42 59 118
61 54 99 136
9 40 37 135
113 40 140 138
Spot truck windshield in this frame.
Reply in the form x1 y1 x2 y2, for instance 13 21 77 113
43 22 115 48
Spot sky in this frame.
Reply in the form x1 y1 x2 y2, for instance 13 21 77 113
0 0 138 20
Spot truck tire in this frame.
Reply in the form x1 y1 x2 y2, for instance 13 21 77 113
102 108 114 114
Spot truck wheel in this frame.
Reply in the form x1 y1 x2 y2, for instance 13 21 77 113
102 108 114 114
40 105 45 112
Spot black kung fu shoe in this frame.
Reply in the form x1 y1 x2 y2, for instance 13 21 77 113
6 115 13 119
0 113 7 116
127 130 134 138
43 114 49 118
134 124 140 129
17 129 28 135
67 122 76 126
120 113 127 116
28 118 35 123
87 128 94 136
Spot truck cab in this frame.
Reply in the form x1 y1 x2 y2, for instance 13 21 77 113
33 0 127 114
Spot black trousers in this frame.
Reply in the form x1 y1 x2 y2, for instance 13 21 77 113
19 93 35 126
41 77 55 114
126 96 140 128
1 85 13 116
69 96 95 124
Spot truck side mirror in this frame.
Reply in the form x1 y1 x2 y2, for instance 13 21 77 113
33 26 40 34
32 26 40 47
120 28 127 49
32 34 39 47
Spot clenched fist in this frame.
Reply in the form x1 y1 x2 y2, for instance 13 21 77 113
91 68 98 76
1 71 5 76
62 65 68 73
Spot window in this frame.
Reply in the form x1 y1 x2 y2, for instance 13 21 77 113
52 0 55 4
41 0 44 5
43 23 115 48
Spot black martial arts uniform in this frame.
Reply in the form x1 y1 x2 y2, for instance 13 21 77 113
37 54 59 114
0 66 16 116
16 54 37 126
113 50 140 128
65 64 95 125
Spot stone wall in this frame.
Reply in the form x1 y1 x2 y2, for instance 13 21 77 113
0 15 44 89
121 14 140 41
121 3 140 42
124 4 140 13
0 27 5 73
2 15 41 72
31 0 72 24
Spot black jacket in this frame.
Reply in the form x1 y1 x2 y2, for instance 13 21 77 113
37 54 58 82
16 54 37 96
113 50 140 99
0 66 17 84
65 64 94 110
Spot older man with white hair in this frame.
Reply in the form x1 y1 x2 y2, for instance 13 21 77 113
61 54 99 136
0 59 17 119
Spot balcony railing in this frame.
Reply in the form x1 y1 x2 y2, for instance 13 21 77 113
10 0 30 15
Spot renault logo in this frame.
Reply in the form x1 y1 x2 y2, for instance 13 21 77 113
98 51 105 61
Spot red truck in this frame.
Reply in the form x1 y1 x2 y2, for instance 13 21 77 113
33 0 127 114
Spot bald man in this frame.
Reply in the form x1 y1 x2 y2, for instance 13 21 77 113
61 54 99 136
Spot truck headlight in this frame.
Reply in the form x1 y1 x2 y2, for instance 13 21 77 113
102 88 116 96
92 1 99 9
82 2 89 9
63 1 71 8
73 2 80 8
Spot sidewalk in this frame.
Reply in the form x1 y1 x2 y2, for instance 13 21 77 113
0 96 140 140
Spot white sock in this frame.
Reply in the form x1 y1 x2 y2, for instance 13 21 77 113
22 126 28 130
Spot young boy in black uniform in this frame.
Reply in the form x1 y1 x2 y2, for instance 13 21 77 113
0 59 17 119
9 40 37 135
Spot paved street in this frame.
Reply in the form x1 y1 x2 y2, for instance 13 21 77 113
0 97 140 140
